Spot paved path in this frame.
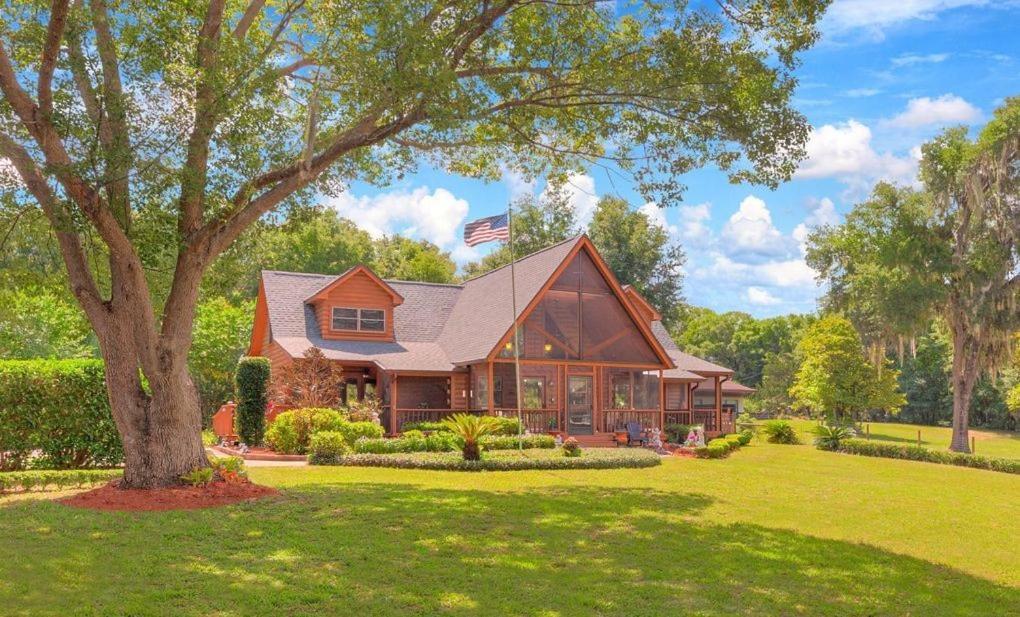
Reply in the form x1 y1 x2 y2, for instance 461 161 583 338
205 448 308 467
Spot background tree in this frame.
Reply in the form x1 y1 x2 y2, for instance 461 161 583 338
897 327 953 426
790 315 905 424
0 286 96 359
0 0 825 486
373 235 456 283
190 298 254 422
462 189 577 278
747 351 802 416
588 196 686 328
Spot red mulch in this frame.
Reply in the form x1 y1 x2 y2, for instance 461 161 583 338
59 479 278 512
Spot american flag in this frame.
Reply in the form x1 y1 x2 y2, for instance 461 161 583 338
463 213 510 246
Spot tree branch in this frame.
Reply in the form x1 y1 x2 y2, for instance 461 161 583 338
233 0 267 39
38 0 71 116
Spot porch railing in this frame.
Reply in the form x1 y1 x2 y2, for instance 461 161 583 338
603 409 659 431
494 408 559 433
393 408 457 431
664 410 692 426
692 408 735 433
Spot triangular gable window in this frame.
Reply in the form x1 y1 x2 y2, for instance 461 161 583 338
501 249 660 364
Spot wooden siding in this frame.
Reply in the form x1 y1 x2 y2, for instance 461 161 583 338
451 373 469 409
313 270 395 342
664 382 686 411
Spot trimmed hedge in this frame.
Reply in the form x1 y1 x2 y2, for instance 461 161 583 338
348 433 554 456
694 431 752 459
234 357 270 446
0 468 122 493
308 431 353 465
829 438 1020 475
0 360 122 470
324 448 662 471
402 416 524 436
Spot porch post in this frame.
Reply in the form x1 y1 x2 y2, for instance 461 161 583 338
390 374 399 435
714 375 722 432
659 370 665 430
487 361 495 414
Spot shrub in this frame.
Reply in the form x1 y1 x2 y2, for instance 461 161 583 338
562 437 582 457
707 437 735 453
401 429 426 440
723 435 743 450
490 417 525 436
812 424 855 451
210 456 248 483
346 396 383 423
352 432 461 455
0 359 122 470
694 442 730 459
201 430 219 447
737 429 753 446
265 412 303 454
441 413 501 461
319 449 662 471
0 468 121 493
234 357 270 446
479 434 556 450
401 421 449 433
264 407 351 454
831 439 1020 474
762 420 799 444
336 421 384 446
181 467 214 487
664 424 691 444
309 431 353 465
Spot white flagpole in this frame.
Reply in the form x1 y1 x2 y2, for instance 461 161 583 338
507 207 524 450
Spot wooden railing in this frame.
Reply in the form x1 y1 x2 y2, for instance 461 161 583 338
603 409 659 431
664 410 692 426
494 409 559 433
692 408 735 433
394 408 456 431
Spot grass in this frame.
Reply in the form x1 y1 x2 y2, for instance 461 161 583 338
1 441 1018 616
784 419 1020 459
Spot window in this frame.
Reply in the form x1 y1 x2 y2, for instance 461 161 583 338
611 373 631 409
473 375 488 409
331 307 385 332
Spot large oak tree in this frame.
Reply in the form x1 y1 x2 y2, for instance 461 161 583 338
0 0 826 487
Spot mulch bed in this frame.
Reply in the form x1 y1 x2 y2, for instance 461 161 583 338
59 479 278 512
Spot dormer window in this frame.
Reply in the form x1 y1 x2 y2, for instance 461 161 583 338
331 307 385 332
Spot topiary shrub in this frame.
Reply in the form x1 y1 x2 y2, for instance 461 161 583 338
762 420 799 444
309 431 352 465
0 359 122 470
234 357 270 446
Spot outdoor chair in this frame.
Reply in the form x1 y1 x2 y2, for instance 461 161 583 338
626 422 648 447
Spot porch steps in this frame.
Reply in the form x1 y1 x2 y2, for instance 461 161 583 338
570 433 621 448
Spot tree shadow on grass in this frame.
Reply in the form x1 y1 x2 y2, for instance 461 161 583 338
1 483 1017 616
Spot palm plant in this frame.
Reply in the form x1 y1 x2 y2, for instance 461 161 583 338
812 424 855 450
440 414 501 461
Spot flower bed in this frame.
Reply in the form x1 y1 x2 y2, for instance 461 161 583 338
826 438 1020 475
321 448 662 471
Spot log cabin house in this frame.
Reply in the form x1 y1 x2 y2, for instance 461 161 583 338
248 235 746 444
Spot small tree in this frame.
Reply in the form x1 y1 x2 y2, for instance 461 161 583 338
271 348 345 409
441 413 500 461
790 315 905 424
234 357 270 446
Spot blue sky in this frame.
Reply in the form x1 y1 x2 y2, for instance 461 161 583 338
329 0 1020 318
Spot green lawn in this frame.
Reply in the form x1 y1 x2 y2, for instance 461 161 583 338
784 419 1020 459
2 442 1018 616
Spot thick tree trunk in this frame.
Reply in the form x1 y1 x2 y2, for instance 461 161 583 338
949 329 980 453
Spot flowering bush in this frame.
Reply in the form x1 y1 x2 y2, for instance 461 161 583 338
562 437 581 457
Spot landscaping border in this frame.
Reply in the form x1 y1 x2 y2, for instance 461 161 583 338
824 438 1019 475
323 449 662 471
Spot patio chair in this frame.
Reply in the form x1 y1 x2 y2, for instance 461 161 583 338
625 422 648 447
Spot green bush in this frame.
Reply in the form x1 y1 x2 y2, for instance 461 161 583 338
762 420 799 444
234 357 270 446
479 434 556 450
319 449 662 471
400 421 449 433
265 407 360 454
812 424 855 450
401 429 426 440
831 439 1020 474
0 468 121 493
694 442 730 459
664 424 691 443
181 467 214 487
0 359 122 470
402 416 524 436
352 433 460 455
562 437 582 457
201 430 219 447
309 431 353 465
737 429 753 446
707 437 735 453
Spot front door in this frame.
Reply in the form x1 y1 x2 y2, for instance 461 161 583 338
567 375 594 435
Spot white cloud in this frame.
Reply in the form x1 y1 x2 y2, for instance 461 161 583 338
746 286 782 306
638 202 679 237
543 173 599 227
823 1 991 37
703 253 818 289
720 195 792 260
795 120 919 193
883 94 981 128
844 88 881 97
677 202 713 245
793 197 840 246
329 186 469 249
501 167 535 200
891 52 950 67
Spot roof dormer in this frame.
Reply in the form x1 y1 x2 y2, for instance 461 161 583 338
305 265 404 341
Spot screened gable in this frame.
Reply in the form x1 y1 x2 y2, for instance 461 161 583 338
502 249 660 364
